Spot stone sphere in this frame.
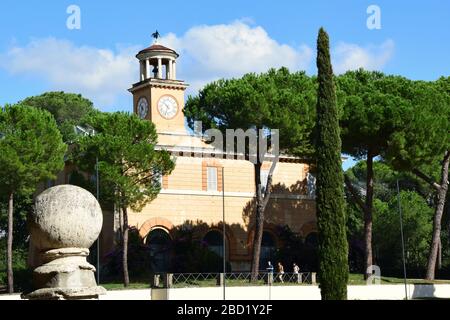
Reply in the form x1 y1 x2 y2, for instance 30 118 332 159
30 185 103 251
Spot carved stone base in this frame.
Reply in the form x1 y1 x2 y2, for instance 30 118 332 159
22 248 106 300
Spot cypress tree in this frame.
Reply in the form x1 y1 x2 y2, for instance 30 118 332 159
315 28 349 300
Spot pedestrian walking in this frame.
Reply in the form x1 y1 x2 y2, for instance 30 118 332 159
293 263 300 283
277 262 284 283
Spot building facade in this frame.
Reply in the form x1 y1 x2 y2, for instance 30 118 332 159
32 40 318 272
118 41 318 272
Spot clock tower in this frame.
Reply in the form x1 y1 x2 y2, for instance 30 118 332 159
129 37 188 134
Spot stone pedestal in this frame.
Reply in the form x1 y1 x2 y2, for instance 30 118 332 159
22 185 106 300
23 248 106 300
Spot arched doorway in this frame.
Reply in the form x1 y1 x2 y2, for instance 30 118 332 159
145 228 172 273
260 231 277 269
203 230 225 258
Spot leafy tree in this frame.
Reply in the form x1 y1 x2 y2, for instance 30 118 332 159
315 28 348 300
0 192 33 292
0 192 33 248
21 91 96 142
345 160 436 275
346 160 432 204
373 191 433 275
103 227 154 279
72 112 174 286
0 104 66 293
184 67 316 280
384 78 450 279
171 236 230 273
337 70 418 278
272 225 318 272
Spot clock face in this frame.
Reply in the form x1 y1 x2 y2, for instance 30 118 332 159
158 95 178 119
137 97 149 119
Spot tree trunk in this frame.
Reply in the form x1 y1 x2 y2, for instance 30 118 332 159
7 192 14 294
425 151 449 280
364 152 374 279
249 130 278 282
122 206 130 287
438 239 442 270
250 161 264 282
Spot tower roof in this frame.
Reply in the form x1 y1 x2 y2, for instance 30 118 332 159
137 43 178 56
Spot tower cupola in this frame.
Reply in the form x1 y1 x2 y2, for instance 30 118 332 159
136 32 178 81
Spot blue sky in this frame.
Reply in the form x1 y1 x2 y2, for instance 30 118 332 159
0 1 449 169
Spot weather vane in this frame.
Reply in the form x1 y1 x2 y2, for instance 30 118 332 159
152 30 160 41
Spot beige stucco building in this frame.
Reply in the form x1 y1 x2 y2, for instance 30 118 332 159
40 40 318 272
119 41 318 272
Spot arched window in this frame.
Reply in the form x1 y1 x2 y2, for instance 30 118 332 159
146 228 172 273
203 230 225 258
260 231 277 269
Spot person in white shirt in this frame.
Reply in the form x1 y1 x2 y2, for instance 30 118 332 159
293 263 300 283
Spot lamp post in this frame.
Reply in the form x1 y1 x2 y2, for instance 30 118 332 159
222 167 226 301
396 179 408 300
74 125 100 284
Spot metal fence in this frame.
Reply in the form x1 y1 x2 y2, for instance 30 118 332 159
151 272 317 288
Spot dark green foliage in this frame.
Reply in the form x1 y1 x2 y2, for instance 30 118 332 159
21 91 96 142
344 160 444 277
0 103 66 292
102 226 232 280
346 161 432 203
336 70 416 159
0 244 32 292
67 169 96 197
335 69 434 279
185 67 316 156
373 191 433 275
339 75 450 280
72 112 175 211
170 223 229 273
103 228 153 279
72 111 175 286
272 225 318 272
0 104 67 195
0 192 33 247
171 239 230 273
383 79 450 171
315 28 348 300
0 193 32 290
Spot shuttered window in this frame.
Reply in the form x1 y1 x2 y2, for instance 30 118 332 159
207 167 218 191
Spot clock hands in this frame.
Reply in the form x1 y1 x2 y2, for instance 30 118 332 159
157 96 177 119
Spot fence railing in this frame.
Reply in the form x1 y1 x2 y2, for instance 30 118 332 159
151 272 317 288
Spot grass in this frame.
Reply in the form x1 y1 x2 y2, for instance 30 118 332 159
4 272 450 292
101 282 150 290
100 273 450 290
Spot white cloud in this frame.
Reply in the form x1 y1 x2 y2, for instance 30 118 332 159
0 22 313 107
0 38 138 108
0 23 395 109
332 39 395 74
161 21 313 93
